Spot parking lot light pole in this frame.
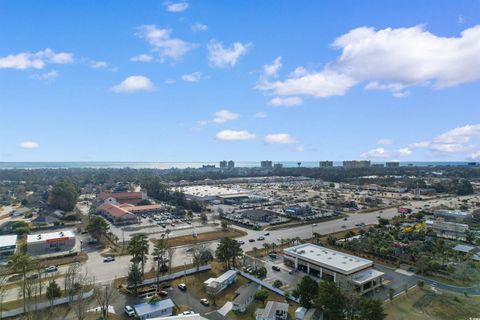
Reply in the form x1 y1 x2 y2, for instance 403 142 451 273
311 224 317 239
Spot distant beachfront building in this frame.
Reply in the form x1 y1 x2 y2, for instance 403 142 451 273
386 161 400 167
273 163 283 169
228 160 235 169
319 161 333 168
261 160 273 168
343 160 371 169
220 160 228 169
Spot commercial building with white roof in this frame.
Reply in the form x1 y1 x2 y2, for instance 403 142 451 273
283 243 384 294
27 230 76 256
0 234 18 259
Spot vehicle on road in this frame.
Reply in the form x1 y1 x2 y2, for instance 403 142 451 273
178 283 187 291
264 232 270 236
269 253 277 259
257 236 265 241
27 274 39 280
249 239 255 242
272 265 281 272
103 256 115 263
124 305 135 317
341 225 347 228
238 240 245 245
45 265 58 273
343 217 348 221
182 311 195 315
288 269 296 275
200 298 210 306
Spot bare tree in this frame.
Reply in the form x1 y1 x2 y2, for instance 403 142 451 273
72 270 94 320
94 282 118 319
167 246 176 274
190 244 212 271
64 263 80 302
0 272 7 320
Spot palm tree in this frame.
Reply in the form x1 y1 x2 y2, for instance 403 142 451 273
252 247 259 269
270 243 277 253
9 253 38 312
313 232 322 244
262 243 270 255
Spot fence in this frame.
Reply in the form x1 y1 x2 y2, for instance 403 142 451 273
0 289 94 318
128 264 212 288
238 270 299 303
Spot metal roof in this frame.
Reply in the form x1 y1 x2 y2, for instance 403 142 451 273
134 299 175 316
27 230 75 243
0 235 17 248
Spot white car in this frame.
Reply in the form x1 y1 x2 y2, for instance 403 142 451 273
45 265 58 273
124 305 135 317
182 311 195 315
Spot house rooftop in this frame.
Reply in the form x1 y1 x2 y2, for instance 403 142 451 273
0 235 17 248
284 243 373 275
233 282 258 306
133 299 175 316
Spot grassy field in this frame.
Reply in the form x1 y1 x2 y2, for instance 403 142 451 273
152 228 247 248
385 287 480 320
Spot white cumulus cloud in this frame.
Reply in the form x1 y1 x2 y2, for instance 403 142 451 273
19 141 39 149
191 23 208 32
164 2 189 12
91 61 108 69
377 139 393 145
182 72 202 82
0 48 73 70
269 96 303 107
212 110 239 124
29 70 59 81
361 147 411 159
264 133 296 144
130 54 154 62
110 75 155 93
257 25 480 100
207 40 251 68
254 112 267 118
216 130 256 141
263 56 282 77
135 25 193 60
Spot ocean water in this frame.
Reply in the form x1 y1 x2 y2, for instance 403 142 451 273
0 161 473 170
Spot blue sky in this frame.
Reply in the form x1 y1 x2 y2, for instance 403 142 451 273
1 0 480 162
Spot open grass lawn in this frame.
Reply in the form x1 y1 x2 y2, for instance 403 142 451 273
385 287 480 320
153 228 247 248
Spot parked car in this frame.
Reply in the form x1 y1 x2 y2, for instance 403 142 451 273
103 256 115 263
341 225 347 228
45 265 58 273
238 240 245 245
124 305 135 317
26 273 39 280
272 265 281 272
249 239 255 243
257 236 265 241
158 290 168 297
269 253 277 259
178 283 187 291
264 232 270 236
200 298 210 306
182 311 195 315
